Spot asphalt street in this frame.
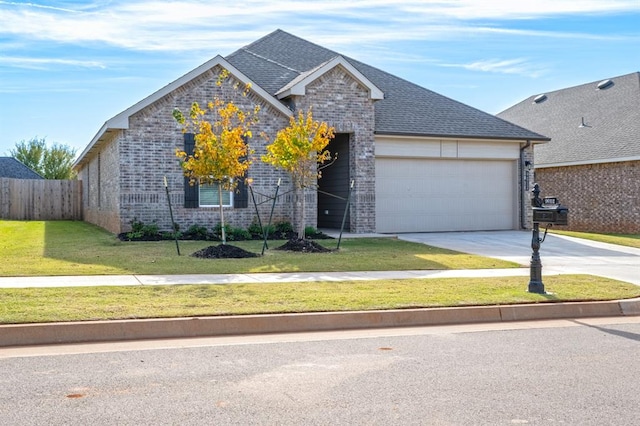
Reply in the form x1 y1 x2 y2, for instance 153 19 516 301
2 317 639 425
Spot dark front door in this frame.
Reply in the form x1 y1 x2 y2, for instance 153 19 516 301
317 133 350 230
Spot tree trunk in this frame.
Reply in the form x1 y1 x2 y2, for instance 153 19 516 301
218 183 226 244
298 186 305 239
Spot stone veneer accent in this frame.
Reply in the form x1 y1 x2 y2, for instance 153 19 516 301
535 160 640 233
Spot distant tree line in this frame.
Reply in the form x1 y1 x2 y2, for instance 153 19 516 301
9 137 77 179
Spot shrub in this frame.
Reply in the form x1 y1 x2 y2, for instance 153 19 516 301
229 226 251 241
185 224 210 240
275 221 293 234
261 224 276 239
126 218 160 240
247 219 264 239
161 231 182 240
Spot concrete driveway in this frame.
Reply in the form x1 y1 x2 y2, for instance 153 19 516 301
398 230 640 285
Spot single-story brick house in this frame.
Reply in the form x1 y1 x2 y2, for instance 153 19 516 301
0 157 43 179
498 72 640 233
73 30 547 235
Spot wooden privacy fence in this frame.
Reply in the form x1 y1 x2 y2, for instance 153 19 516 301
0 178 82 220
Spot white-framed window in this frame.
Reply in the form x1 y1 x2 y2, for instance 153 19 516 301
199 182 233 207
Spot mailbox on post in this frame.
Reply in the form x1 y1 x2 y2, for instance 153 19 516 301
532 196 569 226
528 184 569 294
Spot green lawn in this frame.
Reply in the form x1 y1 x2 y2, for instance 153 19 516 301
551 230 640 249
2 221 638 325
1 274 638 324
0 220 518 276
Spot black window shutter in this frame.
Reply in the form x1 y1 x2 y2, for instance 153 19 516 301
234 136 249 209
183 133 199 208
234 177 248 208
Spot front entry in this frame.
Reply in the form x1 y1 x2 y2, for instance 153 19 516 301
317 133 350 230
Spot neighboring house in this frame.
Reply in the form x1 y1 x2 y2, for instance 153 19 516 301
498 72 640 233
73 30 547 235
0 157 43 179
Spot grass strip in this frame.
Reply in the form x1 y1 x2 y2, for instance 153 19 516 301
551 230 640 249
1 275 638 324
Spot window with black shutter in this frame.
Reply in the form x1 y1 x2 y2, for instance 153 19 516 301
183 133 198 208
182 132 249 209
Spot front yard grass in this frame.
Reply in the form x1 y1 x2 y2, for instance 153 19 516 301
551 230 640 249
1 275 638 324
0 221 518 276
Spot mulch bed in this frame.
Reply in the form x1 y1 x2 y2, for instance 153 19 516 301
274 238 332 253
191 244 258 259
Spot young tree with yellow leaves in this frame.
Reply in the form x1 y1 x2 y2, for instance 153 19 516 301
173 71 259 244
262 109 335 239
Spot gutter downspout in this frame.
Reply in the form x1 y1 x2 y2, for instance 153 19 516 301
519 140 531 229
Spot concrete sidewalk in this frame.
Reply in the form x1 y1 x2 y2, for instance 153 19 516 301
0 268 540 288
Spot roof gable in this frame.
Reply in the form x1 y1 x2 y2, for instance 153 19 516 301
275 56 384 100
75 55 292 167
498 72 640 166
108 55 292 130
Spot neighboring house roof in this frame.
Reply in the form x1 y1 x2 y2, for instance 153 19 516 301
498 71 640 167
75 30 547 168
0 157 43 179
226 30 547 141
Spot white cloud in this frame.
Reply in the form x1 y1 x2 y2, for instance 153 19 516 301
403 0 640 20
0 56 106 70
1 0 639 53
440 58 548 78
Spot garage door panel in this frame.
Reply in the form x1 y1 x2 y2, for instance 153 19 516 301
376 158 515 233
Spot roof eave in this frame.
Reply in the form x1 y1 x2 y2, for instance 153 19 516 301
536 155 640 168
375 131 550 143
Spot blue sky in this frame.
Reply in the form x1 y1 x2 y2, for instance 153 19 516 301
1 0 639 158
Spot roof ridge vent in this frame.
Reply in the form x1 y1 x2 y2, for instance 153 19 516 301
533 94 547 104
596 79 614 90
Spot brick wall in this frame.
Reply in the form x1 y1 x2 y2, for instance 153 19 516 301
535 160 640 233
522 144 535 230
110 65 294 234
291 66 377 233
78 131 121 233
77 65 299 234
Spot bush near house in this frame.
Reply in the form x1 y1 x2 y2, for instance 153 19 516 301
118 219 328 242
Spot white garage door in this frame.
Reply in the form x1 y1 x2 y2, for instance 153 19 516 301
376 158 516 233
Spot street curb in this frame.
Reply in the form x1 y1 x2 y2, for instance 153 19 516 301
2 298 640 348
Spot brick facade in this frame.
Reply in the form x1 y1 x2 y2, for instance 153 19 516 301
77 66 289 234
289 67 377 233
77 64 380 234
535 160 640 233
77 60 534 235
521 145 535 230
